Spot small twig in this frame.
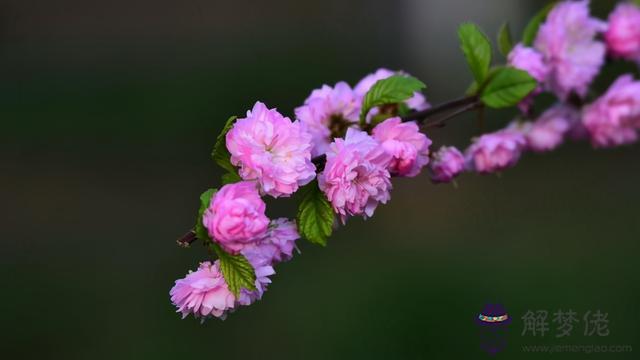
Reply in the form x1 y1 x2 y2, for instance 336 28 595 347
177 230 197 247
421 101 483 130
401 96 478 123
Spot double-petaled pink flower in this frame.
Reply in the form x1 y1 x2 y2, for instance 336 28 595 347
235 218 299 305
226 102 316 198
295 82 360 157
428 146 465 183
465 129 526 174
582 74 640 148
372 117 432 177
605 3 640 62
521 105 578 152
170 261 235 320
534 0 606 100
236 251 275 306
203 181 269 254
241 218 300 265
319 128 392 222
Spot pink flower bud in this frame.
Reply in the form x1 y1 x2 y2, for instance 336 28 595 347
582 74 640 148
428 146 465 183
523 105 578 152
465 130 526 174
605 3 640 61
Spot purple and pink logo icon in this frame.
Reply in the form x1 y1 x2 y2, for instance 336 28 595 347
476 303 512 355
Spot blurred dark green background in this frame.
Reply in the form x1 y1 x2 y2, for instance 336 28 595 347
2 0 639 358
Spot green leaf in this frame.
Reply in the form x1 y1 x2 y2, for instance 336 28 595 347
296 181 334 246
359 75 426 124
211 116 238 174
480 67 537 109
397 102 411 116
466 81 479 96
522 2 556 46
635 0 640 6
458 23 492 84
497 22 514 57
194 188 217 242
210 243 257 297
221 171 242 185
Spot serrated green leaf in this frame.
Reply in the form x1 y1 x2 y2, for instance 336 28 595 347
210 243 257 297
480 67 537 109
296 181 334 246
221 171 242 185
211 116 238 174
458 23 492 84
194 188 217 242
497 22 514 57
522 2 556 46
359 75 426 124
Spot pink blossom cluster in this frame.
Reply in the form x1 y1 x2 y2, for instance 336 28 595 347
508 0 607 103
170 181 300 320
171 1 640 321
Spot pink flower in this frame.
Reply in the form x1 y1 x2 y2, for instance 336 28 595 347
295 82 360 157
534 0 607 100
508 44 550 112
319 128 392 222
355 68 430 112
465 129 526 174
203 181 269 254
170 261 235 320
522 105 578 152
428 146 465 183
508 44 550 83
241 218 300 265
235 253 275 306
605 3 640 61
226 101 316 198
235 219 300 306
372 117 432 177
582 74 640 148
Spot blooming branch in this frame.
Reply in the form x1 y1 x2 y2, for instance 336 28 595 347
170 0 640 321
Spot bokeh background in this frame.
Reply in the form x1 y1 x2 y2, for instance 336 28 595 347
2 0 639 358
